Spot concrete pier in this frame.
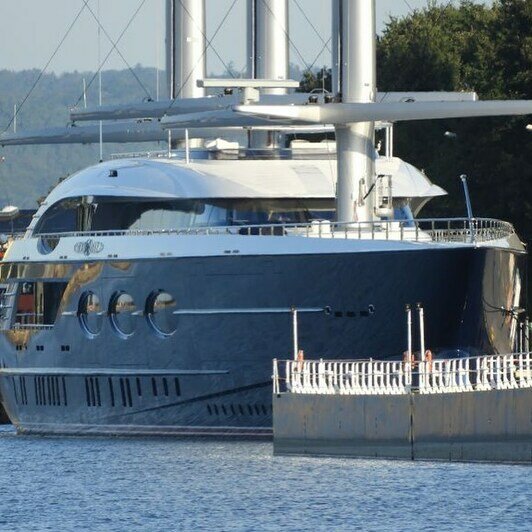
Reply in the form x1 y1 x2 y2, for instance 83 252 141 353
272 355 532 463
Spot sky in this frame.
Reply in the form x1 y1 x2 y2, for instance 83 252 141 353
0 0 493 75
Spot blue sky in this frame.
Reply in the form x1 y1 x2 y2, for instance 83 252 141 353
0 0 493 73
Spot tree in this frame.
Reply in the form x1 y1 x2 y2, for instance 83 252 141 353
376 0 531 301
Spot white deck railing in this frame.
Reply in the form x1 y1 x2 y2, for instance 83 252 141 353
419 352 532 394
26 217 515 246
273 352 532 396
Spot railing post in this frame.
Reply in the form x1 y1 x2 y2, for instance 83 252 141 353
291 306 298 361
406 304 412 363
273 358 279 394
417 303 425 362
525 316 530 353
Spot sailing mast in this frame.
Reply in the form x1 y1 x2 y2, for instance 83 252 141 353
247 0 289 149
334 0 376 223
166 0 206 101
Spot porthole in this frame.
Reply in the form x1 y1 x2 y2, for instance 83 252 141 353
78 291 103 337
146 291 177 336
109 292 137 338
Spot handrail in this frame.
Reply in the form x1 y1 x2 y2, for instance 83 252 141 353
273 352 532 396
22 217 515 245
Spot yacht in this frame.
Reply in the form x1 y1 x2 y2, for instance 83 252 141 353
0 0 530 436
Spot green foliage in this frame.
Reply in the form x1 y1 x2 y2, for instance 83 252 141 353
377 0 531 248
298 67 332 93
0 67 164 207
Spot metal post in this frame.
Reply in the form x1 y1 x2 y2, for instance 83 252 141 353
273 358 279 394
406 304 412 360
525 316 530 353
13 104 17 133
83 78 87 108
418 303 425 361
292 306 298 360
185 128 190 164
460 174 474 242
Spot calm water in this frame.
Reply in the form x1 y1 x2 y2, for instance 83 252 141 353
0 425 529 531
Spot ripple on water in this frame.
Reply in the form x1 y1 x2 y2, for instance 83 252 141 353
0 425 530 531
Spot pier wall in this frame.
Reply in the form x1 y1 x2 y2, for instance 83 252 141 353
273 389 532 463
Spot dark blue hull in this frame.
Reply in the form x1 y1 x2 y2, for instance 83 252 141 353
0 245 527 435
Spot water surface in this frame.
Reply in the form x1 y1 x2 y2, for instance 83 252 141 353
0 426 529 531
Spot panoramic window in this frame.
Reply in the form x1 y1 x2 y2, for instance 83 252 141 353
109 292 137 338
146 291 178 336
33 196 336 234
78 291 103 337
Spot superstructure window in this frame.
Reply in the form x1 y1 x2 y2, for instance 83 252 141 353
33 196 335 234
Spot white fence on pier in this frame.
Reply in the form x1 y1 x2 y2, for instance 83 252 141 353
273 352 532 396
418 353 532 394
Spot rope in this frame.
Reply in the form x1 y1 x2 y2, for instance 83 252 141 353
2 3 88 134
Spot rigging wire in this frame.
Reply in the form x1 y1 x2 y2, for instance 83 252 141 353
72 0 148 109
1 3 88 135
176 0 237 81
307 37 332 76
258 0 313 74
82 0 153 100
292 0 331 54
166 0 238 110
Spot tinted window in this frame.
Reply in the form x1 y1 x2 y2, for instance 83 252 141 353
34 196 336 234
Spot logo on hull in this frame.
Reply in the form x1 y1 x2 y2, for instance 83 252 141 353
74 239 104 256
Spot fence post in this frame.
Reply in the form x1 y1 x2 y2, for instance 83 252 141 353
291 307 298 361
273 359 279 394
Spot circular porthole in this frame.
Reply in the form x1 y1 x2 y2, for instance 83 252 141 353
78 291 103 337
146 291 177 336
109 292 137 338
